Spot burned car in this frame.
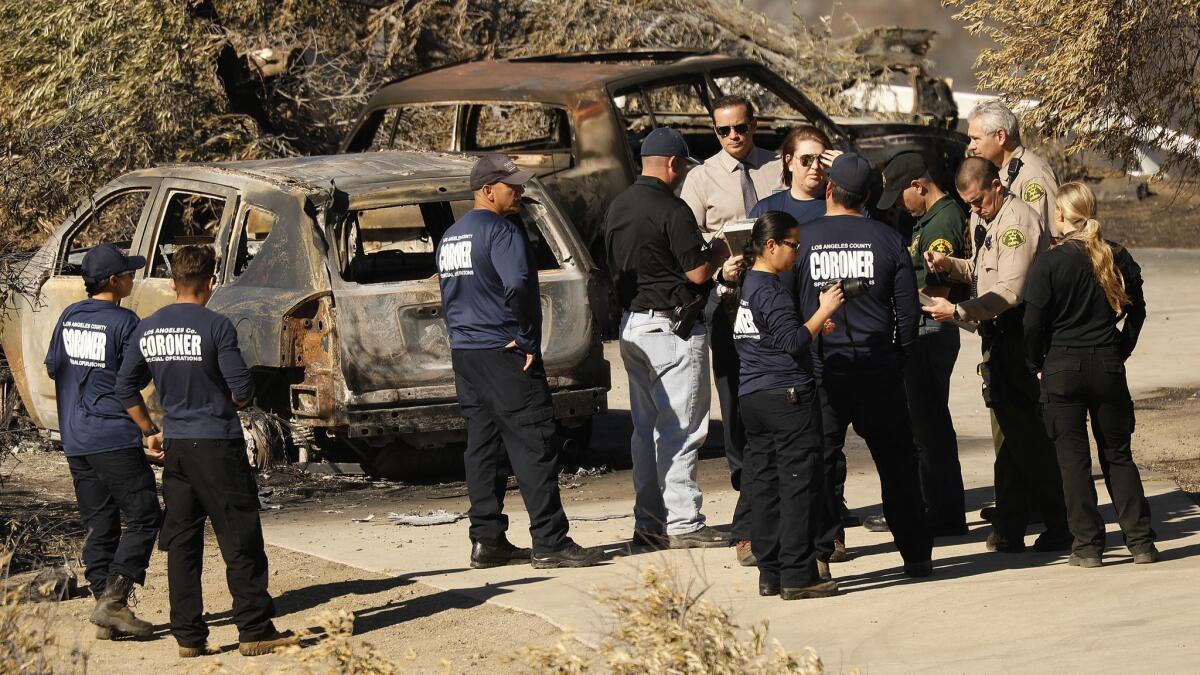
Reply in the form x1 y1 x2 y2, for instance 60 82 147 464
340 50 970 255
0 152 609 475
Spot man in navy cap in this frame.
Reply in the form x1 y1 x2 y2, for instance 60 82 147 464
438 153 602 570
44 243 161 639
788 153 934 577
605 128 731 550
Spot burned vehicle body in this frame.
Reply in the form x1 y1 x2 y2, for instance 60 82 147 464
0 153 608 473
340 51 970 254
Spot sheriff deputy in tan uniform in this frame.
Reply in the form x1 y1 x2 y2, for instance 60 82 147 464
966 100 1058 235
922 156 1071 556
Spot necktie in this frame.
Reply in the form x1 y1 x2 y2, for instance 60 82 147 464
738 162 758 216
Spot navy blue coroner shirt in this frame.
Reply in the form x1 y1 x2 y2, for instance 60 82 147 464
437 209 542 354
788 214 919 373
115 303 254 440
733 270 816 395
44 298 143 456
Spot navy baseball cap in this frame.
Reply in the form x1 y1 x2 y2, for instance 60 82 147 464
81 243 145 283
470 154 535 191
877 152 931 209
640 127 695 161
828 152 873 196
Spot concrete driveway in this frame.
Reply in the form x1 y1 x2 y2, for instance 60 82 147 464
263 248 1200 673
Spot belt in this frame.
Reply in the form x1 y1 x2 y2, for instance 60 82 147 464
632 309 674 319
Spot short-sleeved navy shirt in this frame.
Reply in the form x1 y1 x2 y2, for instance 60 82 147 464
44 299 142 456
788 214 919 373
734 270 816 395
115 303 253 440
749 190 827 225
437 209 542 354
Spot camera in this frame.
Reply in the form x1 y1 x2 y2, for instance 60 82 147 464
838 277 871 300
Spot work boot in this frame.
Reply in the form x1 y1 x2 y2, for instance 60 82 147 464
1068 553 1102 568
1132 545 1159 564
863 515 889 532
179 644 221 658
470 539 532 569
631 530 668 549
780 579 839 600
903 560 934 578
1032 529 1073 553
239 629 299 657
90 574 153 638
828 538 849 563
531 538 603 569
668 525 729 549
735 540 756 566
817 559 832 581
759 579 780 596
985 531 1026 553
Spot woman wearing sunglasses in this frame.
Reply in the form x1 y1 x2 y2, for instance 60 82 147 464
733 210 844 599
1023 182 1155 567
749 125 841 224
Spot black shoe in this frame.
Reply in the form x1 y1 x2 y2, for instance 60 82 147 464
903 560 933 578
668 525 729 549
985 531 1026 553
841 513 862 528
631 530 668 549
1132 545 1159 564
863 515 889 532
931 522 970 537
1068 553 1102 568
780 579 839 600
470 540 532 569
759 581 780 597
531 539 603 569
1033 530 1073 553
979 506 995 522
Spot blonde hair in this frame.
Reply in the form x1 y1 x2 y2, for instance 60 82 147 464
1056 182 1130 314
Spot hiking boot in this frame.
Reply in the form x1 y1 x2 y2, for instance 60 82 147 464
903 560 934 578
90 574 153 638
780 579 839 600
759 580 780 596
735 540 756 566
817 559 832 581
985 531 1026 553
863 515 889 532
179 643 220 658
470 539 532 569
1068 553 1102 568
1033 530 1073 553
828 538 849 563
668 526 729 549
239 629 299 657
631 530 668 549
1132 545 1159 564
531 539 603 569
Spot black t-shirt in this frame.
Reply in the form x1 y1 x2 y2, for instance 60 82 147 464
1023 240 1147 370
787 214 919 373
43 298 142 456
604 176 710 311
115 303 254 440
733 270 815 395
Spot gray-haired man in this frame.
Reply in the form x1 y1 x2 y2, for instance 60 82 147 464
967 101 1058 235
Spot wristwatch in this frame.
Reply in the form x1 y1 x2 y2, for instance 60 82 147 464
952 305 963 321
142 425 161 438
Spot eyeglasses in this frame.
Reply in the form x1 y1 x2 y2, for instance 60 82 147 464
715 123 751 137
777 239 803 251
797 154 822 168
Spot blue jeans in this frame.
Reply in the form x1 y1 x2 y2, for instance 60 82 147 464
619 310 710 535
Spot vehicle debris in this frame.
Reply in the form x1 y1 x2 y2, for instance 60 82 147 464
387 510 467 526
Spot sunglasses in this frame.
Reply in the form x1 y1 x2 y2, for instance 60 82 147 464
777 239 803 251
715 123 751 137
796 153 824 168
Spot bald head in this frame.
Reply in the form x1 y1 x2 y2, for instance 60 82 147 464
955 156 1001 193
641 154 689 188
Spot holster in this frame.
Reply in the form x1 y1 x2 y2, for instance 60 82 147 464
669 292 706 339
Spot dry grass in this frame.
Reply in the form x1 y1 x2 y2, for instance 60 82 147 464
0 550 89 674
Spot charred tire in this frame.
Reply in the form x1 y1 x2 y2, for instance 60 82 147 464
555 419 594 468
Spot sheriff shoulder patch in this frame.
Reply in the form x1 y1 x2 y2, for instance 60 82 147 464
1023 181 1046 203
927 238 954 255
1000 228 1026 249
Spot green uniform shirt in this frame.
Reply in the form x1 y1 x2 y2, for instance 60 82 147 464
909 195 968 300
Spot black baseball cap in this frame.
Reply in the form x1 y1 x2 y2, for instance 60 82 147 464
877 152 930 209
828 152 873 196
470 154 535 191
640 127 695 162
82 243 145 283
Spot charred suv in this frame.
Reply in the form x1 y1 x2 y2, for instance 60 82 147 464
340 51 970 255
0 153 609 475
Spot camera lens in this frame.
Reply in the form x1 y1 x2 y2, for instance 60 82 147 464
841 277 870 300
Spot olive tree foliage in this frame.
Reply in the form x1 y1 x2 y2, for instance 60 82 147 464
945 0 1200 178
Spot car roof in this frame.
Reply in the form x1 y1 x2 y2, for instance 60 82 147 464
366 53 754 106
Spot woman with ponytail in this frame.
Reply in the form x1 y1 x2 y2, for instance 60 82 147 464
732 211 845 599
1023 181 1154 567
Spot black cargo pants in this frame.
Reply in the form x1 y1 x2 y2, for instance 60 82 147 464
159 438 277 648
452 348 570 554
1040 345 1153 557
67 447 162 595
821 369 933 563
982 326 1068 542
705 289 752 542
740 383 834 588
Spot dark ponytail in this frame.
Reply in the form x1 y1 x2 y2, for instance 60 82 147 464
737 210 800 285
